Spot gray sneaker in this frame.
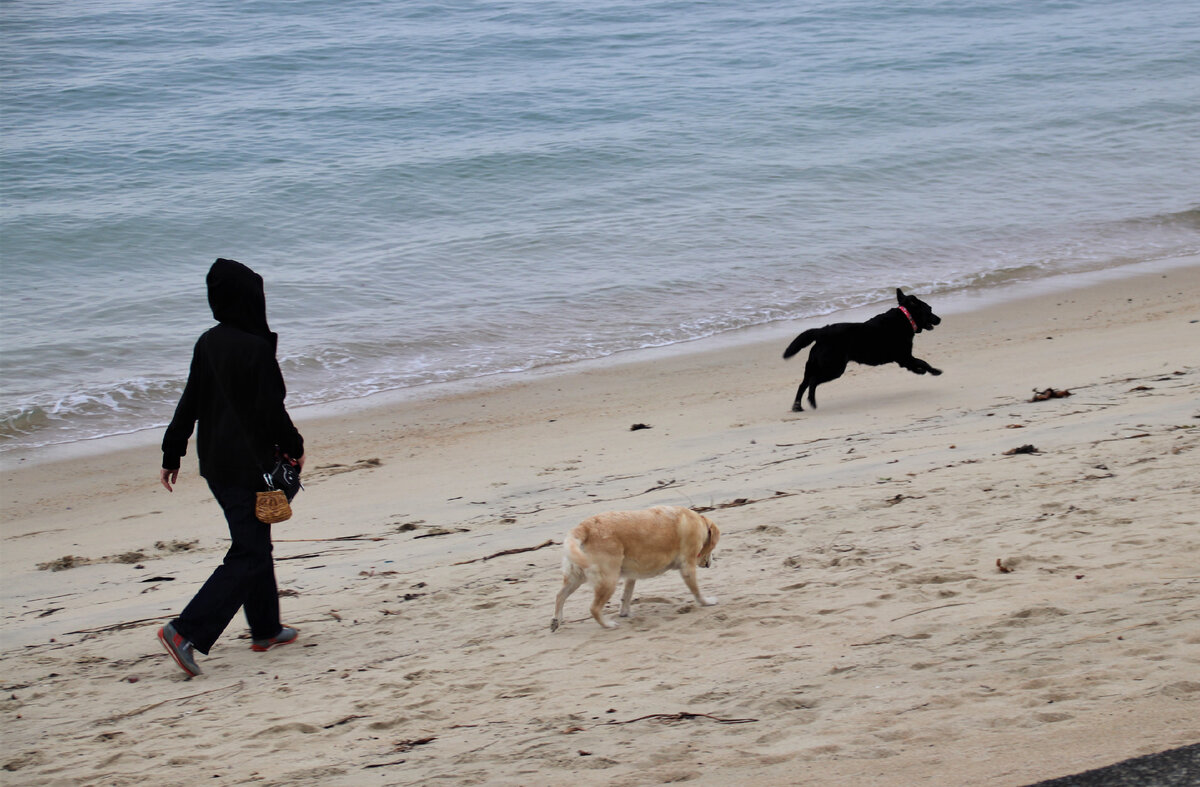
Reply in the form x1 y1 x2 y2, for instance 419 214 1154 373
251 626 299 652
158 622 201 677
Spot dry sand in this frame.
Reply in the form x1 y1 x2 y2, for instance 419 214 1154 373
2 261 1198 786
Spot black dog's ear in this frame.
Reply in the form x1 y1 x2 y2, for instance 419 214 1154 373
896 288 905 302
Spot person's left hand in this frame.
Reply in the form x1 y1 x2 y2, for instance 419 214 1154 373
160 467 179 492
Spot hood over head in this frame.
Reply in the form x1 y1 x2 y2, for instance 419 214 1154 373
207 258 275 346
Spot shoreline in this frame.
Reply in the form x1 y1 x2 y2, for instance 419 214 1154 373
1 261 1198 785
3 252 1196 471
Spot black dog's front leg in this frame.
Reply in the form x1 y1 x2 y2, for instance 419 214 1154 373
900 356 942 376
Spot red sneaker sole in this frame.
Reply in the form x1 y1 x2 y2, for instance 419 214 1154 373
251 630 299 652
157 628 200 677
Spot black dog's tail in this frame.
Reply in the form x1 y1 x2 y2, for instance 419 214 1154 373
783 328 822 359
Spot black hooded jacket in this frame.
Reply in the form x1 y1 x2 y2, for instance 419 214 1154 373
162 259 304 487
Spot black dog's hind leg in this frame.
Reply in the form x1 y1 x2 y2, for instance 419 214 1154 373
791 379 810 412
795 350 846 412
899 356 942 376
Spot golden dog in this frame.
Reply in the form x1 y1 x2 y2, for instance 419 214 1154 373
550 505 720 631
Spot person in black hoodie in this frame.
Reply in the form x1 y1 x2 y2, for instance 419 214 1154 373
157 258 305 676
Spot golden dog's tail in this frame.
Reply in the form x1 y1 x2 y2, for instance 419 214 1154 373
563 533 590 570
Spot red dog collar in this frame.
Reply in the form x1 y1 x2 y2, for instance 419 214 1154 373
898 305 918 332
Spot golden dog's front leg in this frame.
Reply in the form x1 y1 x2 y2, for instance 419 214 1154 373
619 579 637 617
681 565 718 607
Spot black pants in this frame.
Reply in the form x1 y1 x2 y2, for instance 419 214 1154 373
173 481 281 654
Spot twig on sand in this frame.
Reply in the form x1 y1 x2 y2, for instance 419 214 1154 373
452 539 557 565
413 528 462 539
692 492 796 513
1091 433 1151 445
760 453 811 466
364 737 436 767
890 602 971 622
323 714 371 729
98 681 244 724
275 534 386 543
390 736 436 752
603 712 758 726
276 551 346 561
546 476 691 510
66 617 164 635
1063 621 1159 646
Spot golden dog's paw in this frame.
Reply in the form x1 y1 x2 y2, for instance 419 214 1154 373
700 596 718 606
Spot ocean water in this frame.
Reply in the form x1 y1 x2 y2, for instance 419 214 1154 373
2 0 1198 454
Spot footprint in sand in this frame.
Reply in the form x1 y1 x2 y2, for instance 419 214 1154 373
770 695 821 712
252 722 321 737
1002 606 1069 627
1034 711 1075 723
1161 681 1200 698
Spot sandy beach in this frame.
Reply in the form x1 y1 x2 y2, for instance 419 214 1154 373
2 261 1198 786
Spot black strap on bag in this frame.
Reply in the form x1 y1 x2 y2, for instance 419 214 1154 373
265 454 302 501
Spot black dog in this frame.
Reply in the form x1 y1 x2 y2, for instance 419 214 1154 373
783 288 942 412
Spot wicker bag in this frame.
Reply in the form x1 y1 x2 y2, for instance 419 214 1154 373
254 455 301 524
255 489 292 524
